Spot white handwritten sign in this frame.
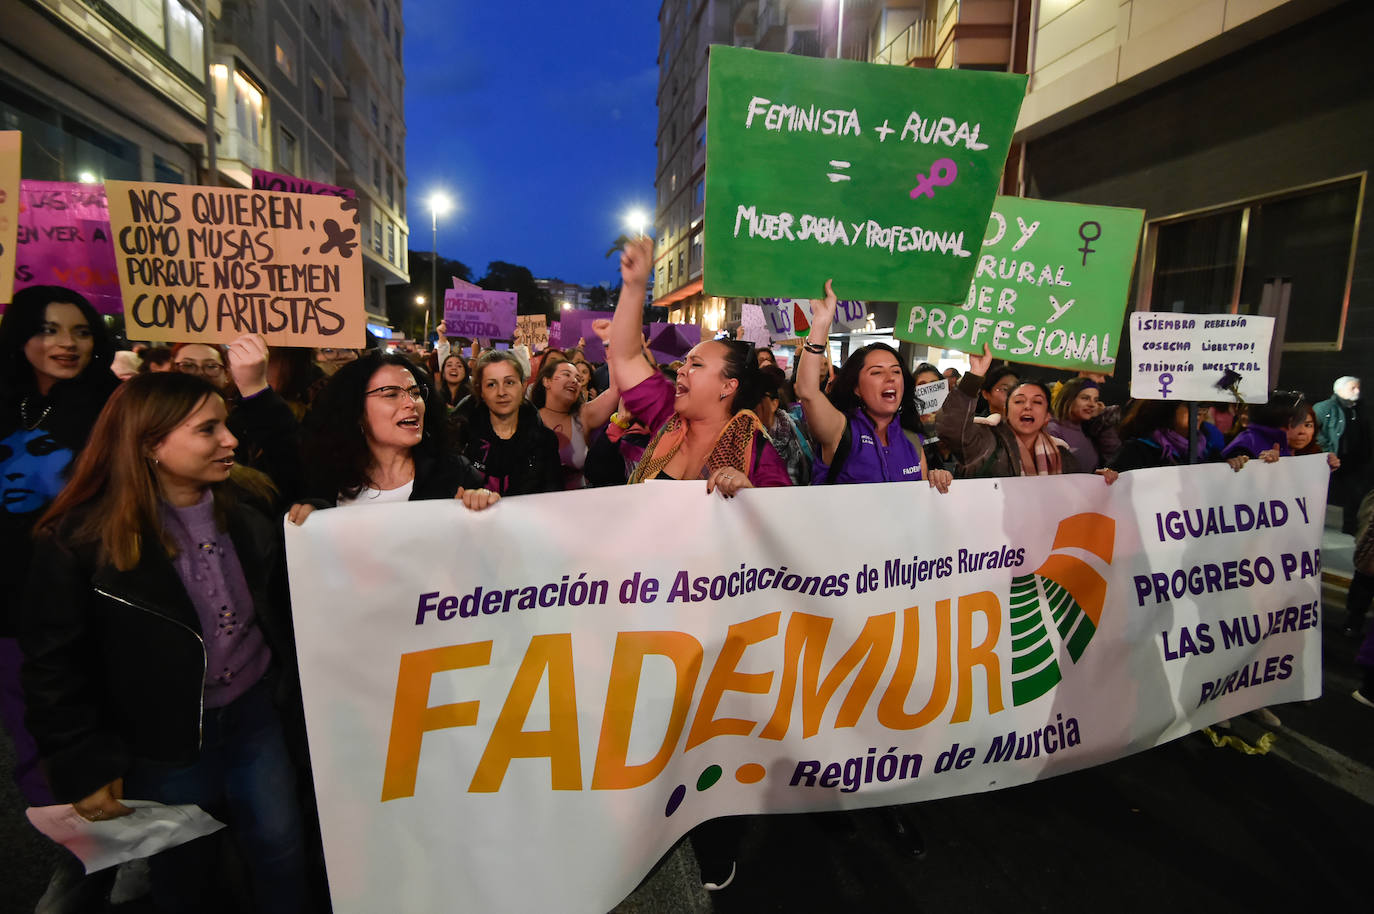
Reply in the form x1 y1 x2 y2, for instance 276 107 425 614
1129 313 1274 403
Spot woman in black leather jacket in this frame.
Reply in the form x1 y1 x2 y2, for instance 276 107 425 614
20 372 313 913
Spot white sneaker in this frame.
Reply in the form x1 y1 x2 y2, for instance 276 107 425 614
702 860 736 892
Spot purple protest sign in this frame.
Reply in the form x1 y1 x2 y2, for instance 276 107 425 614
547 319 562 349
570 310 615 361
11 181 122 314
648 324 702 364
251 168 356 200
444 289 517 338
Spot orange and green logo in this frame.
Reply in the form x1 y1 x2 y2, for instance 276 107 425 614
1008 513 1116 706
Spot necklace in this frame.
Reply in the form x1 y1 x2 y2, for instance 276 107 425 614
21 396 53 431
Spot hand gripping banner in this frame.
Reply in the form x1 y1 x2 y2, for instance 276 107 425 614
285 457 1327 913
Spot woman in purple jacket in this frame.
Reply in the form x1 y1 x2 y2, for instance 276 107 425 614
798 280 952 492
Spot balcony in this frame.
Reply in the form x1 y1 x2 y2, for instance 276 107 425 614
871 17 937 67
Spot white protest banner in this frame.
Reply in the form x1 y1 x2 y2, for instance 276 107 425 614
914 377 951 414
738 303 772 348
286 458 1326 914
444 288 517 338
1129 313 1274 403
759 297 866 342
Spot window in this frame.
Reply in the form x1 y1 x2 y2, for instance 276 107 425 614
106 0 165 45
394 27 402 61
694 180 704 208
371 101 379 129
384 122 391 149
274 24 296 81
1142 174 1365 350
382 3 391 33
165 1 203 74
277 125 298 173
372 155 381 189
387 222 395 263
385 166 394 208
232 70 264 148
312 76 326 116
307 4 323 34
373 218 383 254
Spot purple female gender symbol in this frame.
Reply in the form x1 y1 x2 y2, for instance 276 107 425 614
909 158 959 200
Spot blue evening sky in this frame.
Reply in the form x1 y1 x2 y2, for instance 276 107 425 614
403 1 659 288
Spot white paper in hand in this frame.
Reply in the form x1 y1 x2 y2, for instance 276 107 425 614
26 799 226 873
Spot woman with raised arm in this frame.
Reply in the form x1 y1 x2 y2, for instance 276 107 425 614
21 372 314 912
797 280 951 492
606 237 790 495
938 344 1117 483
531 357 619 490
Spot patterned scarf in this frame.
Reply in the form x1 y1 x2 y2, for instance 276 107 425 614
629 410 766 484
1022 431 1063 477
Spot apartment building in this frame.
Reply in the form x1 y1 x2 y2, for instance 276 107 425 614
1014 0 1365 395
0 0 407 328
536 277 593 311
653 1 1023 335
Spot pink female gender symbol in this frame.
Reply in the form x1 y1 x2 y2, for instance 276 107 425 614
909 158 958 200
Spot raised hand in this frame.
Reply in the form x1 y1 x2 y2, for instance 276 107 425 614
969 343 993 378
620 237 654 289
226 333 270 397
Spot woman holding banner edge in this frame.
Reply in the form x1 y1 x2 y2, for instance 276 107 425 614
938 344 1119 484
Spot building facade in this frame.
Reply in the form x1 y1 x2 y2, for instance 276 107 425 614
0 0 407 328
1014 0 1365 396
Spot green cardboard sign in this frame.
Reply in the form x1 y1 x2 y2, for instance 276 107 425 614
704 46 1026 303
895 196 1144 373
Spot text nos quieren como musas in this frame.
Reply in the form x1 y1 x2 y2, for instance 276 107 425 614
117 187 348 336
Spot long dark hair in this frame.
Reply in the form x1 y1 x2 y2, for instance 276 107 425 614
717 339 764 413
1120 399 1184 440
830 343 920 433
437 354 470 406
530 355 584 409
0 285 114 397
302 352 444 501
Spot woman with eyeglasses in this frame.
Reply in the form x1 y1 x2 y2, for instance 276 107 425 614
288 352 498 522
0 285 117 815
607 238 790 496
313 346 358 377
171 336 306 506
20 372 316 912
448 351 562 496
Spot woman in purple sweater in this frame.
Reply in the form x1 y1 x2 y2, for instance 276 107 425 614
21 372 313 913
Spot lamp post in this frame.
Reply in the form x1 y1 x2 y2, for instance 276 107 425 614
415 295 427 343
624 208 649 239
427 192 453 344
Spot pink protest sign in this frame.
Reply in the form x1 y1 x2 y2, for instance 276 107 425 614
11 181 122 314
444 288 517 338
251 168 356 200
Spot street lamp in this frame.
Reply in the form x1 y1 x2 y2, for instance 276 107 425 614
415 295 427 343
428 192 453 344
624 208 649 238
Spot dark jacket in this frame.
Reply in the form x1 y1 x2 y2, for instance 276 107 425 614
450 399 563 496
936 372 1080 478
228 387 305 506
306 449 485 507
19 498 296 802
